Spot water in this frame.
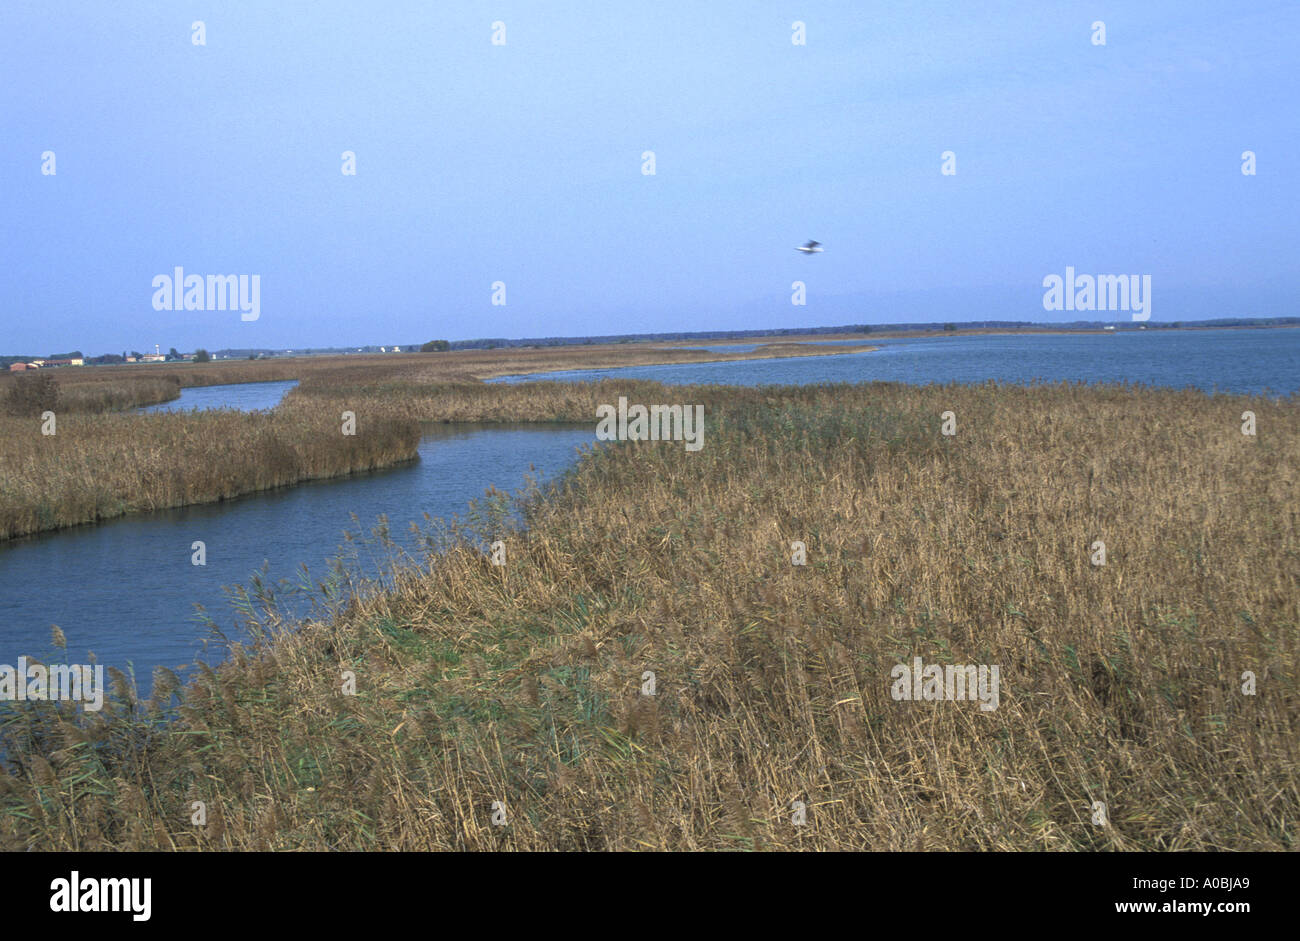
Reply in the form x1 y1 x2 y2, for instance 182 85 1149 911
489 329 1300 396
140 379 298 413
0 422 593 695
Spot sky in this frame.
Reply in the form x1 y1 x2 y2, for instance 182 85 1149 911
2 1 1297 355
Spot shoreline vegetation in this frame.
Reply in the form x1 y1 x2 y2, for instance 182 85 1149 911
0 339 881 541
0 325 1295 540
0 380 1295 849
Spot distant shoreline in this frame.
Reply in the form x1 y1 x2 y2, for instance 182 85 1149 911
7 321 1296 368
642 321 1300 347
469 341 881 381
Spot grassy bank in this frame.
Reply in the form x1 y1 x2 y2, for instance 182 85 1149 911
1 381 1295 850
5 339 880 408
0 404 420 540
0 342 876 540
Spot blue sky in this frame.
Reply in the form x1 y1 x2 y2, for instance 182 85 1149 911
2 1 1297 354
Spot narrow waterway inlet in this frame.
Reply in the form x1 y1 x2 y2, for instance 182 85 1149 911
0 412 593 697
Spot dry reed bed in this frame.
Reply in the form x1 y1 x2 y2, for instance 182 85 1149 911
0 343 877 539
0 403 420 540
0 349 878 540
28 374 184 414
0 381 1295 850
16 339 879 406
287 373 725 423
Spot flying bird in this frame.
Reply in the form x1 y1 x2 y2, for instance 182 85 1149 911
796 240 823 254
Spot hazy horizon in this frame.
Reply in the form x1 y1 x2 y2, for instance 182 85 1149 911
4 1 1297 353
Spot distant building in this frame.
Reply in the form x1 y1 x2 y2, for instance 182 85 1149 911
8 362 36 372
140 354 166 363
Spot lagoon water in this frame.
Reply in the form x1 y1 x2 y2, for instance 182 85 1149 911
0 418 592 695
492 328 1300 397
2 327 1295 698
139 379 298 413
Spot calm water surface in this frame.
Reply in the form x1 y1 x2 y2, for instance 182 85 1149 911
491 329 1299 396
0 414 591 694
140 379 298 413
